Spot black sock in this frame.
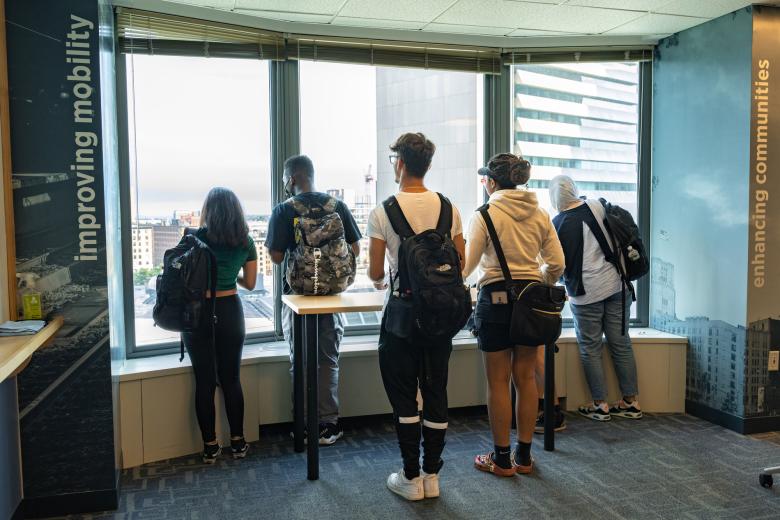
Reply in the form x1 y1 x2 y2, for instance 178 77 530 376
538 398 544 412
493 445 512 469
554 404 561 412
514 441 532 466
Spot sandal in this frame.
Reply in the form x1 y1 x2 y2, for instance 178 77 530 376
512 451 534 474
474 452 516 477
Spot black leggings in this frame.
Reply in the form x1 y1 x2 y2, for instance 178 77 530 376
183 295 246 443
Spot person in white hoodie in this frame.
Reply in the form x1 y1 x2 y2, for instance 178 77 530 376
463 153 564 477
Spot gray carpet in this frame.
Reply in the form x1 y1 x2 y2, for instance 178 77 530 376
64 410 780 519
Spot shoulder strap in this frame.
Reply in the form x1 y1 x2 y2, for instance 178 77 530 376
435 193 453 237
382 195 415 240
288 197 311 217
585 199 627 280
584 199 614 252
478 204 513 284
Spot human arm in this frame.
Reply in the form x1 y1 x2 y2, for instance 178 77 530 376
264 204 293 266
540 217 565 285
238 260 258 290
462 213 487 279
351 241 360 257
368 237 387 290
268 249 285 265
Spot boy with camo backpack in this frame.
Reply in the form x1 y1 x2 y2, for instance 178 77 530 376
266 155 362 445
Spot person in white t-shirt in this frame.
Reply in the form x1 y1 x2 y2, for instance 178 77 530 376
366 132 464 501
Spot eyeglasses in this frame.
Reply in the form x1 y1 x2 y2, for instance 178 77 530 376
389 154 398 165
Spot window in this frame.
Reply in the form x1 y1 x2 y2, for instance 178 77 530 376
299 61 484 330
124 54 273 352
511 62 644 320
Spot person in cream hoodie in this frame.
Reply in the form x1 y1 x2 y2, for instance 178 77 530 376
463 153 564 477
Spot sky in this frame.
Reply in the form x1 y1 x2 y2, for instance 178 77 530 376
128 55 377 219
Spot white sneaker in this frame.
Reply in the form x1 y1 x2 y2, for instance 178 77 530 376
421 471 439 498
386 469 424 501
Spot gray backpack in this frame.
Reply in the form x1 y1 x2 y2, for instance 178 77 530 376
285 196 356 295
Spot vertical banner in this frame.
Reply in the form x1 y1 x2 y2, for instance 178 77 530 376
747 6 780 418
6 0 117 512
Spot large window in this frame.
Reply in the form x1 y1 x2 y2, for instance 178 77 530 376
300 61 484 328
511 62 643 318
125 55 273 351
118 48 649 356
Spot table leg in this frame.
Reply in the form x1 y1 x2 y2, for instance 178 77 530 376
293 312 305 453
305 314 319 480
543 342 555 452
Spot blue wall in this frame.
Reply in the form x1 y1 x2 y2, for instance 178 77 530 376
651 8 752 417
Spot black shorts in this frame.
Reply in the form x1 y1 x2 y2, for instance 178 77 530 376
473 281 537 353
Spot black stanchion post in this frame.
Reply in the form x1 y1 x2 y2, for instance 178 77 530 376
293 312 305 453
543 342 555 452
305 314 319 480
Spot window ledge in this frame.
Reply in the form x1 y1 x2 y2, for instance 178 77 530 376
117 327 686 382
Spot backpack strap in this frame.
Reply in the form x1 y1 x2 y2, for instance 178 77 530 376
435 193 453 238
584 200 631 336
382 195 415 241
478 204 513 285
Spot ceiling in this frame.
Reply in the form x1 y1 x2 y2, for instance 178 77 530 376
121 0 780 45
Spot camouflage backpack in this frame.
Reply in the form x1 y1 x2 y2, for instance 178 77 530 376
285 196 356 295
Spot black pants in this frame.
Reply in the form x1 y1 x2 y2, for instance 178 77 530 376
378 316 452 478
183 295 246 443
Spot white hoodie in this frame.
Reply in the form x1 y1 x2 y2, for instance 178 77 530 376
463 189 565 288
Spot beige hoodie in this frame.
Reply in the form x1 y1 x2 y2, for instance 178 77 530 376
463 189 565 288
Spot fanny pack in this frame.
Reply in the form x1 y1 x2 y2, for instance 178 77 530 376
478 205 566 346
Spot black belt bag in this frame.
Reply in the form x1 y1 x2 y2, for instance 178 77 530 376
478 205 566 346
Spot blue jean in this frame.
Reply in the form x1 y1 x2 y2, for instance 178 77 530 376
570 289 638 402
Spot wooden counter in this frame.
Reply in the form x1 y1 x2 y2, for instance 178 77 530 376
0 316 63 382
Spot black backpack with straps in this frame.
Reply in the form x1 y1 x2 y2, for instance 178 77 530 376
152 228 218 360
382 193 471 340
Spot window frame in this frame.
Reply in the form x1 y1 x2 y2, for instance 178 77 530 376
117 45 652 358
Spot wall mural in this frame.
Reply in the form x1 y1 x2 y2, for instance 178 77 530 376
6 0 117 506
651 8 752 419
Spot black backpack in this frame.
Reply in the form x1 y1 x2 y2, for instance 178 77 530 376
382 193 471 340
587 198 649 282
152 228 217 360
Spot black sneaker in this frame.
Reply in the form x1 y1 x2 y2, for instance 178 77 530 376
609 399 643 419
202 443 221 464
231 437 249 459
578 402 611 422
319 422 343 445
534 410 567 434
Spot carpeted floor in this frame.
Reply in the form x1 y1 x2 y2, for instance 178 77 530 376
62 410 780 519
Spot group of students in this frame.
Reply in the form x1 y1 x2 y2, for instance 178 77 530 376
180 131 641 502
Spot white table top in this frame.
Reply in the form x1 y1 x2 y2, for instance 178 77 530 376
282 292 386 315
282 288 480 315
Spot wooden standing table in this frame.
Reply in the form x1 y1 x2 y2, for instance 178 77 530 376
0 316 64 383
282 290 558 480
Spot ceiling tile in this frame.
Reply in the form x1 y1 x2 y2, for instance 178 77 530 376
339 0 454 23
436 1 644 34
564 0 670 10
656 0 751 18
333 16 427 29
506 28 581 36
424 22 516 36
234 0 347 15
233 9 334 23
604 12 708 35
